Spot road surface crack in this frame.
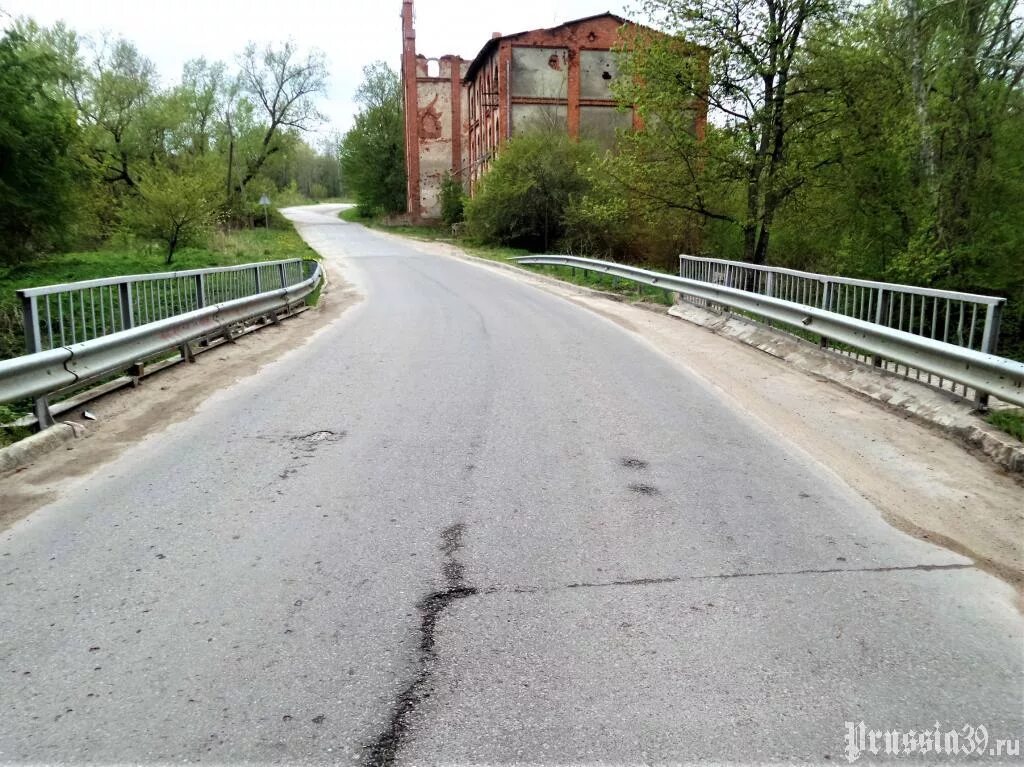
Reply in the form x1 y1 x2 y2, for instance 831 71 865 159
363 523 476 767
564 562 974 589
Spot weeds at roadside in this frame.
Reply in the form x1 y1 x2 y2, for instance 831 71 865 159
988 409 1024 442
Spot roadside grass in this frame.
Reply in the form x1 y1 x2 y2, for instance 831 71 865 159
339 210 674 306
0 405 32 448
0 223 319 444
338 207 367 224
988 408 1024 442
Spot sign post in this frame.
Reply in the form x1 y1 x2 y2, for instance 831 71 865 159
258 194 271 230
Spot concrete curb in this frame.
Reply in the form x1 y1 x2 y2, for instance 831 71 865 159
0 422 84 475
666 302 1024 474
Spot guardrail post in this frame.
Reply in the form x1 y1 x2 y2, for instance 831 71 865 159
818 280 832 349
118 282 134 331
194 274 206 309
975 302 1003 410
20 294 42 355
20 293 55 430
763 273 776 327
872 289 887 367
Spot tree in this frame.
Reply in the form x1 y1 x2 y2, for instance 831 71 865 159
176 58 227 156
464 132 596 250
0 27 78 262
236 41 327 194
54 32 158 189
124 160 221 263
339 62 406 215
897 0 1024 273
618 0 840 264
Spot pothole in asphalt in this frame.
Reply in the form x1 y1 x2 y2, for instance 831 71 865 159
289 430 347 454
292 430 345 443
621 457 649 470
628 483 660 496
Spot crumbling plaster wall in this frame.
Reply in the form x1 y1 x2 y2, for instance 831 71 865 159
404 8 702 219
409 55 468 220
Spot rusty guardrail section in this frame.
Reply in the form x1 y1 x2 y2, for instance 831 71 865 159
513 255 1024 409
1 259 322 429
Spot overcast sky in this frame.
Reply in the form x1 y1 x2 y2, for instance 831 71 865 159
1 0 634 140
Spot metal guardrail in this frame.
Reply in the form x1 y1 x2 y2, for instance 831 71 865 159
513 255 1024 409
19 259 308 353
2 259 322 429
679 255 1005 402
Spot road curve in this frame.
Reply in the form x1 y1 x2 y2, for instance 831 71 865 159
1 205 1020 764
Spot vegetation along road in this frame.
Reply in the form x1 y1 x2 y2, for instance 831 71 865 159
0 206 1020 764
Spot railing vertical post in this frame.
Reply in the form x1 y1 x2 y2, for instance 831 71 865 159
278 262 292 316
872 289 886 367
195 274 206 309
20 294 42 355
764 272 775 327
20 293 54 430
254 265 263 295
118 281 135 331
975 301 1003 410
819 280 831 349
980 302 1003 356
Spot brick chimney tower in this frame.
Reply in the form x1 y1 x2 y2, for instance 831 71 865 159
401 0 421 220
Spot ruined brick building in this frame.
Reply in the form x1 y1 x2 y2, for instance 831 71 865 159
401 1 667 222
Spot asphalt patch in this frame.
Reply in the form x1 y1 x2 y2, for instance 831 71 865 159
628 482 660 496
621 457 649 470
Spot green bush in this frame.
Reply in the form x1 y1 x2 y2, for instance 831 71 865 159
465 132 597 251
440 173 467 226
340 62 407 217
561 157 700 271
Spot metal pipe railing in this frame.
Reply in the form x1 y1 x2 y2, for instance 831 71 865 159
679 255 1006 406
18 259 308 354
514 254 1023 409
4 259 320 428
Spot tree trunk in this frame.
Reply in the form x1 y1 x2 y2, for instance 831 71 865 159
166 230 179 265
906 0 937 196
226 137 235 202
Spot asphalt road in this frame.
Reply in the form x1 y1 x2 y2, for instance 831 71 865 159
1 205 1021 765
